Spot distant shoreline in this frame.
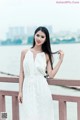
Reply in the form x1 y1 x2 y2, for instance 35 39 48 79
0 42 80 46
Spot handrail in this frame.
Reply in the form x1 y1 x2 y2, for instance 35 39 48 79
0 76 80 86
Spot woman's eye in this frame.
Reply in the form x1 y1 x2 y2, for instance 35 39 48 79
36 34 40 37
41 36 44 38
36 34 45 38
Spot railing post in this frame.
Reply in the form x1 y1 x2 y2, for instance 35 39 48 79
77 102 80 120
12 96 19 120
0 95 5 112
59 101 67 120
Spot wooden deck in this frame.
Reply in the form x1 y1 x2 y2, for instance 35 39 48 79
0 77 80 120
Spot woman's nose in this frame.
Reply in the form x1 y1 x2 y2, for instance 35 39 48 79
38 37 41 40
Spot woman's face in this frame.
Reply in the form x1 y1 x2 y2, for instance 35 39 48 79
34 30 46 46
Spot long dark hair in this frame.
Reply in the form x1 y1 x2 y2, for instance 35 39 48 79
31 26 53 70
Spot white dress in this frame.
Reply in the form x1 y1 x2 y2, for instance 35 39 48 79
19 49 54 120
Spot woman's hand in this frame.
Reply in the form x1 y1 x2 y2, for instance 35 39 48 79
18 92 23 103
58 50 64 62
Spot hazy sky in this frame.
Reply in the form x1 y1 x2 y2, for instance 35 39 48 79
0 0 80 39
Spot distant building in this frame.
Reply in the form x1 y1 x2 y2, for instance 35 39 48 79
6 26 27 44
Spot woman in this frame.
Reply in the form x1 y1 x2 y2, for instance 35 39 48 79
18 26 64 120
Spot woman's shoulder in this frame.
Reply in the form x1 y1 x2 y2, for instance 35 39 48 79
21 48 29 59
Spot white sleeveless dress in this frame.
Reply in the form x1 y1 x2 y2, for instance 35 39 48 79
19 49 54 120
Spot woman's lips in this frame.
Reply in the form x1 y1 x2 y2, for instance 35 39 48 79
36 40 41 44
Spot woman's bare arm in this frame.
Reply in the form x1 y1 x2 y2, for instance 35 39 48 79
46 50 64 78
19 49 27 93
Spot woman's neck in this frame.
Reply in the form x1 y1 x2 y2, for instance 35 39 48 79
33 46 42 52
